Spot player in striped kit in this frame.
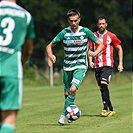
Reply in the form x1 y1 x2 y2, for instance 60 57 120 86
88 16 123 117
0 0 35 132
46 9 104 125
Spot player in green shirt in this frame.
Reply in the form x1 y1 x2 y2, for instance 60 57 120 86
46 9 104 125
0 0 35 132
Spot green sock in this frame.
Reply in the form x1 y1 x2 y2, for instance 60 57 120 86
0 123 15 133
62 94 76 116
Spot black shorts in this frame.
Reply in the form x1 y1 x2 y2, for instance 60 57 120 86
95 66 113 86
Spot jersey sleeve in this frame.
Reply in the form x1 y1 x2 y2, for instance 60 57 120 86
111 33 121 46
86 28 98 43
26 16 36 39
52 30 64 44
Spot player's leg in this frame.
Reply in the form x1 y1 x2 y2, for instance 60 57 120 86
58 69 87 125
0 77 23 132
66 69 87 123
98 67 115 116
100 83 115 117
62 84 77 116
100 67 113 110
58 70 72 125
95 68 108 110
66 69 87 121
0 110 18 133
58 84 77 125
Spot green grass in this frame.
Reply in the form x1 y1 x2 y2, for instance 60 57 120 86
16 73 132 133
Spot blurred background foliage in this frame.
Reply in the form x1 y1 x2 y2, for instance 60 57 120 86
18 0 132 74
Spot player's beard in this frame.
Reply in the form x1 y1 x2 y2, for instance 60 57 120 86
99 26 105 34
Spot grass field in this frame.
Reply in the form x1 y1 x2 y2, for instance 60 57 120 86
16 72 132 133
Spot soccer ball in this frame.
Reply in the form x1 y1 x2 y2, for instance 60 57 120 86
65 105 81 121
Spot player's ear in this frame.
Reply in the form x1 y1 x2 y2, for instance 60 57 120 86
106 22 108 27
78 17 81 22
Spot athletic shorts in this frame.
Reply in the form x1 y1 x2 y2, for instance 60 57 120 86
0 77 23 110
63 69 87 92
95 66 113 86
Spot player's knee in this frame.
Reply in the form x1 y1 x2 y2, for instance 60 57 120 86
69 85 77 94
69 90 76 94
101 81 108 85
69 88 76 94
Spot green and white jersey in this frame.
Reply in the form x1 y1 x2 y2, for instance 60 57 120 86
52 26 98 71
0 1 35 78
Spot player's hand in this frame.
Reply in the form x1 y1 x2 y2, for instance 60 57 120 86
48 54 56 63
47 54 56 67
89 61 94 68
118 64 123 73
89 51 96 57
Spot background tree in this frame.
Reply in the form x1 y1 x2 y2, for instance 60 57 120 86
18 0 132 71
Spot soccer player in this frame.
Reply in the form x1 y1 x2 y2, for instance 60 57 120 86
88 16 123 117
46 9 104 125
0 0 35 132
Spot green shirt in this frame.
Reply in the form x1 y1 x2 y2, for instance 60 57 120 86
0 1 35 78
52 26 98 71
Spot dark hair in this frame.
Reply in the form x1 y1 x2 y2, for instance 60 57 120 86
97 16 107 23
67 9 80 18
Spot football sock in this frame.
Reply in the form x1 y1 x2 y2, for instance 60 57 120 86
62 94 75 116
100 88 108 110
109 105 113 111
100 84 113 111
0 123 15 133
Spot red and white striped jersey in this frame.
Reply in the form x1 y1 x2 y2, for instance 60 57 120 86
89 30 121 68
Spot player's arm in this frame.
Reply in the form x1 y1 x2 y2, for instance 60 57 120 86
89 40 104 57
21 39 34 66
46 42 56 65
88 40 94 68
93 40 104 56
88 47 94 68
115 44 123 72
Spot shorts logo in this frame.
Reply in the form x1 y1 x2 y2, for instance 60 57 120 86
101 78 107 81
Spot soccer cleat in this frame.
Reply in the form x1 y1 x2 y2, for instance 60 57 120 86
58 115 65 125
100 110 110 117
67 119 73 123
108 111 116 117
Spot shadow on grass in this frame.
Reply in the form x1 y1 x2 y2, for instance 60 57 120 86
81 114 100 117
27 123 78 127
27 114 100 127
28 114 101 127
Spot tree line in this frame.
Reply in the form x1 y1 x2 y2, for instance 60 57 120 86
18 0 132 71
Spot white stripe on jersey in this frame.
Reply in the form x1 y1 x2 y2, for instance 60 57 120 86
97 38 103 67
64 59 85 64
17 51 23 78
18 78 23 107
25 11 31 25
64 45 86 51
65 52 86 58
65 32 86 36
106 35 112 66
